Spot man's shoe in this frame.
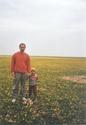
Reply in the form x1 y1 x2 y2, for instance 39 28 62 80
12 98 16 103
22 97 27 104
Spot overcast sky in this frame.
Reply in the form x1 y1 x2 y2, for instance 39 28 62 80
0 0 86 57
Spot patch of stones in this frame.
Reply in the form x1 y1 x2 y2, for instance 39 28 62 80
63 75 86 83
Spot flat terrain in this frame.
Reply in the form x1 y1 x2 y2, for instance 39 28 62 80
0 56 86 125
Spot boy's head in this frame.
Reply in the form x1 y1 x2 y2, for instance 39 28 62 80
31 68 36 74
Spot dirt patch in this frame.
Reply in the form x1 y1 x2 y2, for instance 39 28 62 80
63 75 86 83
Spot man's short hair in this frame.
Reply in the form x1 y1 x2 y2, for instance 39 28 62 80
19 43 26 48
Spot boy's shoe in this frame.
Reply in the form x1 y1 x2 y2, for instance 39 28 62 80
12 98 16 103
27 98 33 106
22 97 27 104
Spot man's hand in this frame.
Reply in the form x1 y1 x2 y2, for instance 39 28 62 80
11 72 16 78
25 73 31 80
26 73 31 77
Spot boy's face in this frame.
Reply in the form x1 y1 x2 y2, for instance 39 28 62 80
31 70 35 75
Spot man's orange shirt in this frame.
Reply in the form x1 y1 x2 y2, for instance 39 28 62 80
11 52 31 73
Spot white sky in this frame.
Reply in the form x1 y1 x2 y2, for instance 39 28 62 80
0 0 86 57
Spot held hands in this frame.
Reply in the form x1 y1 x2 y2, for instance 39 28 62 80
25 72 31 80
11 72 16 78
26 72 31 77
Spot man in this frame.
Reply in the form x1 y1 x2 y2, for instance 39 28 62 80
11 43 31 103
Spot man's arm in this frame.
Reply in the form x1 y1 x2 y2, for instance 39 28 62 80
11 54 15 73
27 55 31 74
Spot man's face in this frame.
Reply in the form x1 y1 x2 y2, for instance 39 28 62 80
19 44 26 52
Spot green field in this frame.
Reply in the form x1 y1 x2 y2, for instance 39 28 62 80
0 56 86 125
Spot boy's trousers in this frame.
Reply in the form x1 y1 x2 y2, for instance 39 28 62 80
29 85 37 98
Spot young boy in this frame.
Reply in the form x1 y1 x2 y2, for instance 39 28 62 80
29 68 38 101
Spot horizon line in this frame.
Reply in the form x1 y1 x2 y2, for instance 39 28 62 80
0 55 86 58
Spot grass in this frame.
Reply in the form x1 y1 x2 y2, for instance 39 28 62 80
0 56 86 125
